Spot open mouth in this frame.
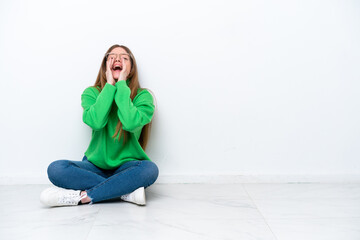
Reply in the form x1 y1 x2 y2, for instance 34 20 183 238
112 66 122 72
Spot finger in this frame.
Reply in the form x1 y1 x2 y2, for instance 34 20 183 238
109 58 113 71
106 57 110 71
122 58 126 71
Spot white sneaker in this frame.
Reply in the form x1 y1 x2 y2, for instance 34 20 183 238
40 186 86 207
120 187 146 206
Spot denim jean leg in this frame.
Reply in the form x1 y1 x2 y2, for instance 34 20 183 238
47 156 108 190
86 160 159 203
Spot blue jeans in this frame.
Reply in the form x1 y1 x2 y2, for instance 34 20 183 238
47 155 159 203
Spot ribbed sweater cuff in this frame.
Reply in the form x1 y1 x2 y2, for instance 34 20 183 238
105 82 117 90
115 80 127 88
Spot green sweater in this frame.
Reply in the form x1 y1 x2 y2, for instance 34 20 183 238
81 79 155 170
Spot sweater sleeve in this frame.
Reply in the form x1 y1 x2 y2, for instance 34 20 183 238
81 83 117 130
114 80 155 133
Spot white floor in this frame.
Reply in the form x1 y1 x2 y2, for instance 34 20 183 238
1 183 360 240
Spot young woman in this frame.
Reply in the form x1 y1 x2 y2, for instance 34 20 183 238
40 44 159 207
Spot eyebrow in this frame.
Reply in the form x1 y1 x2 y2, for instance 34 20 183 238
108 53 129 55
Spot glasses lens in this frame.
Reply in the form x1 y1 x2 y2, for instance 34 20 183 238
120 54 130 61
107 53 116 60
107 53 130 61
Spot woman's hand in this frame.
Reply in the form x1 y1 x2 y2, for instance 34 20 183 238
106 57 116 85
119 58 130 81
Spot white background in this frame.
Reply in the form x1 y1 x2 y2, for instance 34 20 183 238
0 0 359 183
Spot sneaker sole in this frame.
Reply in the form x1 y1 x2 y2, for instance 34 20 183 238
134 187 146 206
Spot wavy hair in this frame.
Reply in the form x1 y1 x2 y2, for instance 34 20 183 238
92 44 155 151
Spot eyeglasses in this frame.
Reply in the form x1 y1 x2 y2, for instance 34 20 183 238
105 53 130 61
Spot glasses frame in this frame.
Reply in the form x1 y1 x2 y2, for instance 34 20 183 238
105 53 131 60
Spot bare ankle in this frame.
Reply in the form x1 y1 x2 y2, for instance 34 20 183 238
80 191 91 204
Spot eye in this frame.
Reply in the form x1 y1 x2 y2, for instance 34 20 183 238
107 54 116 59
121 55 129 61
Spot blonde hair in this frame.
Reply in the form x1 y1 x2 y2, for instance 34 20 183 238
92 44 155 151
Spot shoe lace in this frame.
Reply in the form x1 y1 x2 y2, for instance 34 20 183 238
120 193 132 201
58 191 87 205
